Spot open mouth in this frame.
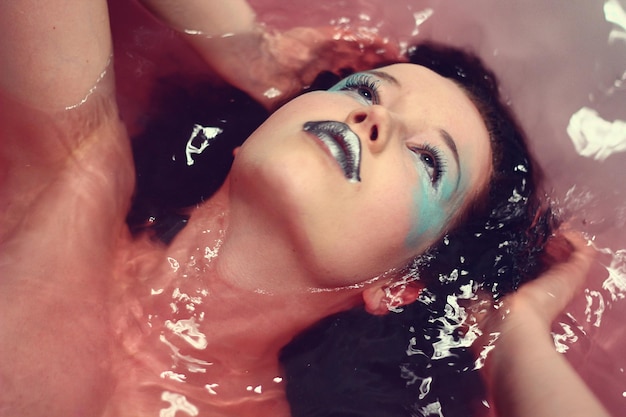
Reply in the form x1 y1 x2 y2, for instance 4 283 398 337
303 121 362 182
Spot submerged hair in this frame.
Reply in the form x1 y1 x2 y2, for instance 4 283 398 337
280 43 556 417
127 76 268 242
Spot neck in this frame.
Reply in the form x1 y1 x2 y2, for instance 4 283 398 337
154 182 363 372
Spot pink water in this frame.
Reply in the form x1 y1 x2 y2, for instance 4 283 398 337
110 0 626 414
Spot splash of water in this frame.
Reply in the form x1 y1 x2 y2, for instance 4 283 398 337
597 245 626 301
185 124 223 166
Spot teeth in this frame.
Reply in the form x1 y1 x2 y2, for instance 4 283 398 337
303 121 362 182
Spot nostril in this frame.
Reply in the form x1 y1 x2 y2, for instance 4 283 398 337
354 113 366 123
370 126 378 141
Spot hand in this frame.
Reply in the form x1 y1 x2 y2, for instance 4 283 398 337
179 23 403 108
492 231 594 338
472 231 610 417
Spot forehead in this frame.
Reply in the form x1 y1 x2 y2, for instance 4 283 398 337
377 63 483 127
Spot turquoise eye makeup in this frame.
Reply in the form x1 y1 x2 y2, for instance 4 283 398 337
329 73 381 105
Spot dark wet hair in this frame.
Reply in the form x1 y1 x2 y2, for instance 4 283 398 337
408 42 555 296
279 43 556 417
127 76 268 242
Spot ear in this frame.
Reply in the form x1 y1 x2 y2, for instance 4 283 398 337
362 281 424 316
232 146 241 157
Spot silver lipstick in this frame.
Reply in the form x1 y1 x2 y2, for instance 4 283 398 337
303 121 362 182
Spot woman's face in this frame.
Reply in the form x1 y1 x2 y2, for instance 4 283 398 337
230 63 492 289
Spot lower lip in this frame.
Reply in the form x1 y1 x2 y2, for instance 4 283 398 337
304 131 346 175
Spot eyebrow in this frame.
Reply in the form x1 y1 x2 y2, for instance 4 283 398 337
439 129 461 187
365 70 400 86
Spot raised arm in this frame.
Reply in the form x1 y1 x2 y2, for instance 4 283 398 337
480 233 611 417
0 0 113 110
140 0 324 106
0 0 131 234
139 0 257 38
0 3 132 416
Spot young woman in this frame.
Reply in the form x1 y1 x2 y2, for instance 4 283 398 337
0 1 610 417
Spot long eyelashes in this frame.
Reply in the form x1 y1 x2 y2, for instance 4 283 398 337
410 143 447 185
331 73 381 105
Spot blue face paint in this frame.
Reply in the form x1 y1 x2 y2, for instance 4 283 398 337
404 166 459 249
438 178 458 202
404 183 447 249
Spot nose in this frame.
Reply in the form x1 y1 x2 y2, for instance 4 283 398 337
346 105 392 153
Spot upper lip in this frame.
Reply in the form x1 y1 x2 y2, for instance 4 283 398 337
303 121 362 182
